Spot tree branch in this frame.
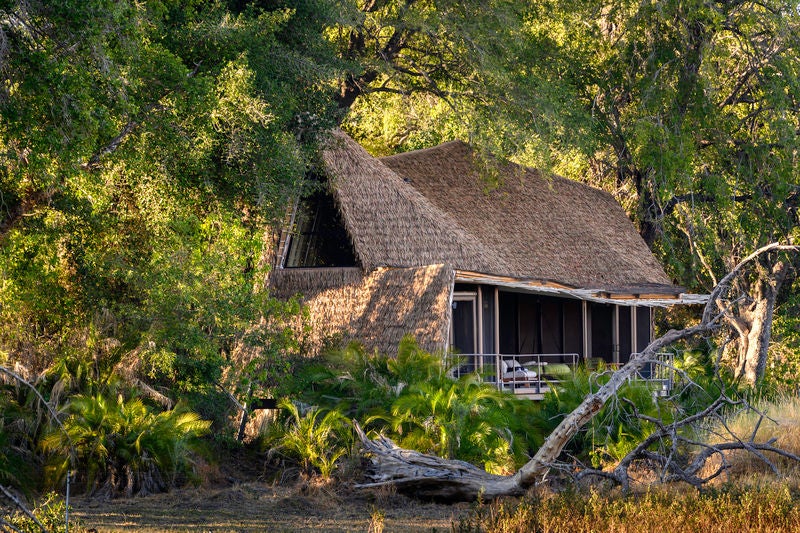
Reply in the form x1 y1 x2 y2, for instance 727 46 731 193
80 61 202 171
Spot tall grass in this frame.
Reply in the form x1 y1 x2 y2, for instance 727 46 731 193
706 394 800 480
455 484 800 533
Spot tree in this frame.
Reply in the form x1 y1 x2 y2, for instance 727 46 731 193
356 244 800 501
326 0 526 111
0 1 343 404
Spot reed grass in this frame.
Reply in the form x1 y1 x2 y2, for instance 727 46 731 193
705 394 800 481
455 484 800 533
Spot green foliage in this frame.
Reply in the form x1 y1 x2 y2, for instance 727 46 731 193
0 382 36 493
268 399 351 479
343 0 800 328
0 0 343 384
765 291 800 391
41 393 210 497
381 374 518 474
0 361 65 495
290 338 440 422
1 492 88 533
533 366 668 466
292 337 538 474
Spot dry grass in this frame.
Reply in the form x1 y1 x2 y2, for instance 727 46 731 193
455 483 800 533
71 395 800 532
71 481 470 532
71 468 800 532
704 394 800 482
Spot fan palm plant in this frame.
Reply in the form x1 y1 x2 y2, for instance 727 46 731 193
379 374 520 474
41 393 209 497
273 399 350 479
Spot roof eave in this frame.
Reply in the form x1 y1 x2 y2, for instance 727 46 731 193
454 270 709 307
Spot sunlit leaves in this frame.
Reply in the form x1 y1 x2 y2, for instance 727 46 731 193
41 393 210 496
0 1 347 396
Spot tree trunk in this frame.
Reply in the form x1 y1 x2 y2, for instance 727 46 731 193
733 260 789 384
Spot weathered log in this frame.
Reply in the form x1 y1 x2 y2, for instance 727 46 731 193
354 423 524 500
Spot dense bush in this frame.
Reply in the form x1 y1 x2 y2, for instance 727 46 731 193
531 364 670 467
263 399 352 479
289 338 548 474
41 394 209 498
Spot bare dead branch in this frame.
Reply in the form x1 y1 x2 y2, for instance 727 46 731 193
354 421 523 500
0 483 45 533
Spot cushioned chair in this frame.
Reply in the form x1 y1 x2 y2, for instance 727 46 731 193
501 359 537 381
541 363 572 380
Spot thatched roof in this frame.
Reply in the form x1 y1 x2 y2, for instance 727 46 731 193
269 265 453 356
321 132 509 275
320 131 675 292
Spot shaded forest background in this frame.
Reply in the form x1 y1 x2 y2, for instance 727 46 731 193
1 0 800 523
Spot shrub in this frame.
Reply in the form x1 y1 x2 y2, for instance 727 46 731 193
268 399 351 479
291 337 539 473
1 492 88 533
290 337 442 423
41 394 210 497
0 384 39 494
531 366 668 467
379 374 520 474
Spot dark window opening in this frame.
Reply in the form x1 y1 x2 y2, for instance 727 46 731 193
451 299 476 354
498 292 518 354
562 300 583 358
619 307 632 363
590 303 614 363
498 291 582 360
284 190 357 268
636 307 652 352
481 288 496 355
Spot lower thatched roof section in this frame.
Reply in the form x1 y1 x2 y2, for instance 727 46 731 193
268 265 455 356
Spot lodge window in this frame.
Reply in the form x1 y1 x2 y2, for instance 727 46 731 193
283 189 358 268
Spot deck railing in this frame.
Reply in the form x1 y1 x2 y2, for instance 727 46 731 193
447 352 674 397
448 353 579 395
630 352 674 396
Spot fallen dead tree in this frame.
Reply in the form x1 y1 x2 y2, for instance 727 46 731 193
355 243 799 500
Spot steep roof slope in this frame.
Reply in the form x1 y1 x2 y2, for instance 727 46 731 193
380 141 675 291
321 131 508 275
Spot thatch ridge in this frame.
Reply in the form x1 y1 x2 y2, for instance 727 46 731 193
321 131 509 275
